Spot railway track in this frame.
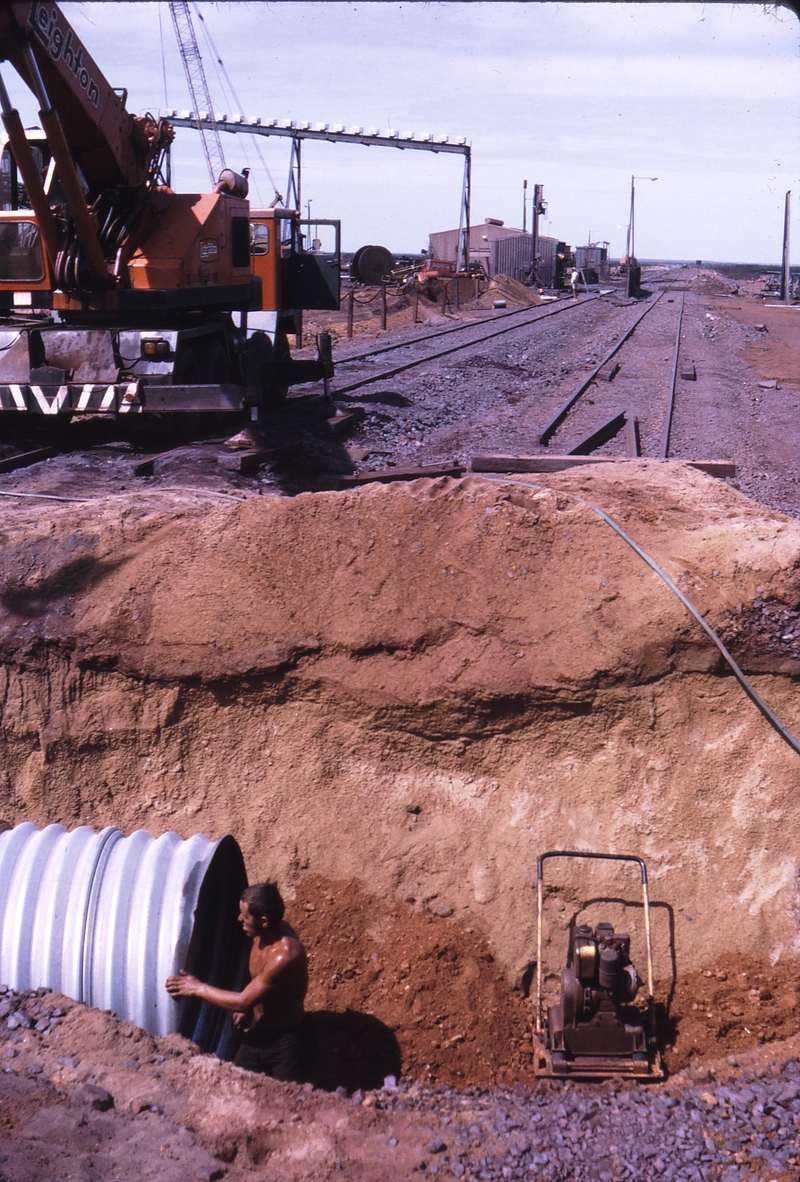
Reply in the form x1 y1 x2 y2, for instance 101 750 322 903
329 291 613 397
532 287 689 461
0 278 731 498
329 276 740 490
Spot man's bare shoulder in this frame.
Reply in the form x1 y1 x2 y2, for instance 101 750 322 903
252 926 307 978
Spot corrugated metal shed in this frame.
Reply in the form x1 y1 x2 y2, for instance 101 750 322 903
490 234 559 286
428 221 560 286
536 237 558 288
575 245 609 278
428 220 526 270
491 235 533 283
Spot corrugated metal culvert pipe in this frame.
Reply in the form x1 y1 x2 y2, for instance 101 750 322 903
0 822 248 1059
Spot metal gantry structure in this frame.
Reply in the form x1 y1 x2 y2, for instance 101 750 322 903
163 111 472 270
168 3 226 187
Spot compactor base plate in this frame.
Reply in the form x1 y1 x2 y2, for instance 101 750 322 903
532 1034 665 1082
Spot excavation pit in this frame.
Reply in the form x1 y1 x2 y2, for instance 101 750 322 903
0 461 798 1087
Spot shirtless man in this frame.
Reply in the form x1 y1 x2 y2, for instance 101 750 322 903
165 881 317 1083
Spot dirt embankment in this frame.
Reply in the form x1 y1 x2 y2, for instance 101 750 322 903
1 463 800 990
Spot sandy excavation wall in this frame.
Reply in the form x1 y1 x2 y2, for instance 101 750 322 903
1 463 799 988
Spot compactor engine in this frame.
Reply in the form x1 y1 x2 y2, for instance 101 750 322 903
547 922 646 1069
532 850 663 1081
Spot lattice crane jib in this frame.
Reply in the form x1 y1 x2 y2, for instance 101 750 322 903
168 1 225 187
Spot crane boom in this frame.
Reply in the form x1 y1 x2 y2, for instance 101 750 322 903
168 1 225 188
0 2 151 190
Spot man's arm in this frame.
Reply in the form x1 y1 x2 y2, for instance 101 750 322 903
165 945 296 1011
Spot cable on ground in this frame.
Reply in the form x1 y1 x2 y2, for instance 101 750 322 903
482 475 800 759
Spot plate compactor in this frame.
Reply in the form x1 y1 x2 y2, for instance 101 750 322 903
532 851 664 1081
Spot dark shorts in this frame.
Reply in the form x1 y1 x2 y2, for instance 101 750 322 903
232 1015 318 1084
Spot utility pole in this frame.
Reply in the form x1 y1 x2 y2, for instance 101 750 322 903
626 174 635 296
781 190 791 302
522 179 527 234
532 183 543 287
626 175 657 298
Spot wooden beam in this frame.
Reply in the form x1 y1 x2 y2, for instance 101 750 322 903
568 411 627 455
318 462 465 491
470 455 736 478
0 447 55 474
219 448 290 474
625 412 641 458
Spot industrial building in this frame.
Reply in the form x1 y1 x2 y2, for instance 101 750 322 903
429 218 564 288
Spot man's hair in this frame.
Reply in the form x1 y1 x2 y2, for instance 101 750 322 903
241 881 285 925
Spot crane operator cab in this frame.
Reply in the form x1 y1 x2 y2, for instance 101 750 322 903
249 208 340 314
0 0 341 424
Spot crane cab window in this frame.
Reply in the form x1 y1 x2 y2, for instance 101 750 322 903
231 217 250 269
250 222 270 256
0 221 44 282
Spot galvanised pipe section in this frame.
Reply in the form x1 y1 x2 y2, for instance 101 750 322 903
0 823 247 1057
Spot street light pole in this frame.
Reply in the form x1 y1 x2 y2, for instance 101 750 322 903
626 175 657 298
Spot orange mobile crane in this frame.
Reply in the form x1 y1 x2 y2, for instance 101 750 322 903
0 1 338 425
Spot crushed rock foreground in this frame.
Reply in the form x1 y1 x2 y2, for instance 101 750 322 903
0 989 799 1180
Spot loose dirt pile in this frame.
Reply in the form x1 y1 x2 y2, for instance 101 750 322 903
0 989 449 1181
472 275 543 308
2 460 800 1172
304 271 540 344
714 296 800 393
296 874 536 1090
309 285 436 344
294 875 800 1087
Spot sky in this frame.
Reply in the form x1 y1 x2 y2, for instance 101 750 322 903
6 2 799 262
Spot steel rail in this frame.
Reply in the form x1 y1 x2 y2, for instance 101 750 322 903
0 486 250 504
658 291 686 458
335 294 602 367
538 292 665 445
330 294 611 398
482 476 800 760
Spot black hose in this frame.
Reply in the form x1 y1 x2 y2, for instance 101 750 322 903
483 475 800 759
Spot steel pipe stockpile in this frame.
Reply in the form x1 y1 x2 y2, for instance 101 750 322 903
0 823 248 1057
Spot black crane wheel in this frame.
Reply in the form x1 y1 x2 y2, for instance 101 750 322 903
171 342 203 384
202 340 232 384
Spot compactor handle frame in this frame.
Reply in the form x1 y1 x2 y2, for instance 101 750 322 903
534 850 656 1039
